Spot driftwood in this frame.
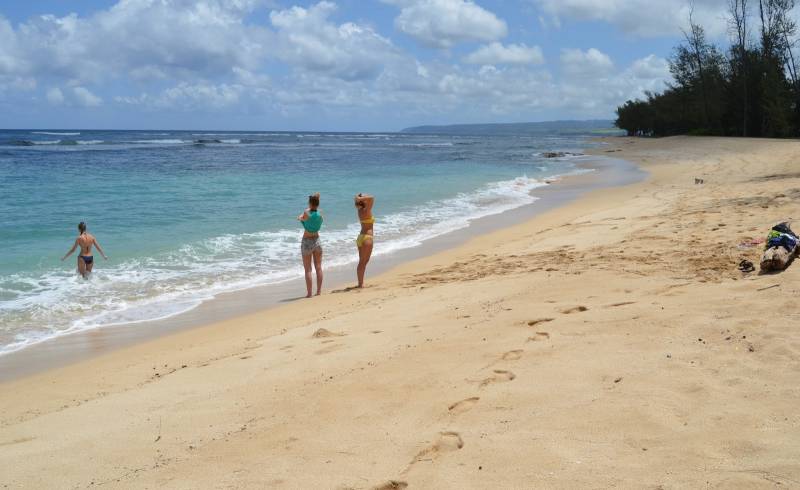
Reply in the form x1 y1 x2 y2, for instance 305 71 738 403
760 246 796 272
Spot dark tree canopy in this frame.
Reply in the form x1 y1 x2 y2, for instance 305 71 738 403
615 0 799 138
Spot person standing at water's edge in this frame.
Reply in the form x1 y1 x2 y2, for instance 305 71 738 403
61 222 107 279
298 193 324 298
354 193 375 288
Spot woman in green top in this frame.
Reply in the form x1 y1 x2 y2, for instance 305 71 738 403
298 193 323 297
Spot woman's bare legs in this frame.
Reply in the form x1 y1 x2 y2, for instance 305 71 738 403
302 253 313 298
356 239 373 288
312 249 323 295
77 257 88 279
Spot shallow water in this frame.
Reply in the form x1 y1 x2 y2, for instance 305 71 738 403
0 129 595 354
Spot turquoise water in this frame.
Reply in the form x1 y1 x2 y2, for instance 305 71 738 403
0 129 593 354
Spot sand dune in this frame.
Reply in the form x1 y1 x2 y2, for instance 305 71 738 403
1 136 799 488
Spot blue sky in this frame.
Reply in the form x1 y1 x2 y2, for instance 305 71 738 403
0 0 731 131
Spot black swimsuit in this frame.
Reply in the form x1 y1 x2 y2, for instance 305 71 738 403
80 255 93 265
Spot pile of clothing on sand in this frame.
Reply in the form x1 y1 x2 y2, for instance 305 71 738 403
766 222 798 252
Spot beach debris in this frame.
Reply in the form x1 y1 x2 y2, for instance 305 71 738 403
760 222 798 272
694 178 705 184
757 284 780 292
527 318 554 326
560 305 588 314
738 260 755 273
737 238 765 249
154 417 162 443
614 377 623 383
373 481 408 490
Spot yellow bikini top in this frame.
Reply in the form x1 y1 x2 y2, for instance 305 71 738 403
360 215 375 225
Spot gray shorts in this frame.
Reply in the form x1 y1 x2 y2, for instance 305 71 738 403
301 236 322 256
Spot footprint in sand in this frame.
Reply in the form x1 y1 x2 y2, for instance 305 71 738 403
501 350 524 361
373 481 408 490
312 328 346 338
448 397 480 414
478 369 516 387
0 437 36 447
410 431 464 465
527 331 550 342
527 318 554 326
315 344 344 355
561 306 588 314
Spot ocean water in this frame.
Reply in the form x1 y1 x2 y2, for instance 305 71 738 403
0 129 595 355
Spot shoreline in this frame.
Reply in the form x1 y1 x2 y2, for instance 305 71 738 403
4 136 799 488
0 152 644 382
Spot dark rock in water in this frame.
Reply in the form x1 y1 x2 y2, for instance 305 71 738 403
542 151 583 158
194 139 222 144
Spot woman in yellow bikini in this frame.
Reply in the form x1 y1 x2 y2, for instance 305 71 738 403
354 193 374 288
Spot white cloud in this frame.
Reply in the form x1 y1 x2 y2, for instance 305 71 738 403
270 2 399 81
115 82 252 111
533 0 727 38
0 2 676 126
560 48 614 77
384 0 508 48
46 87 64 105
73 86 102 107
383 51 670 118
629 54 670 79
0 1 271 84
0 17 22 75
464 42 545 65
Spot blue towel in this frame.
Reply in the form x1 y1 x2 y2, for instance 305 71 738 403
768 233 798 252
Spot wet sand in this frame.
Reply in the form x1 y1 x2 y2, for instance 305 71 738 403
0 154 642 381
2 136 799 488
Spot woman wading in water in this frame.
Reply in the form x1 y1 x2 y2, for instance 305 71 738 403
354 193 374 288
298 193 324 297
61 222 108 279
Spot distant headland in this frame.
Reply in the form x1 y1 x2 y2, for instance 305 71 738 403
400 120 621 136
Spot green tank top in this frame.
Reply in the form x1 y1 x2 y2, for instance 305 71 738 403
302 210 323 233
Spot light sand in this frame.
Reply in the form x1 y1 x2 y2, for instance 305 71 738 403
2 136 799 488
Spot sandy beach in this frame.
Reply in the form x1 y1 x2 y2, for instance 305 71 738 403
2 136 799 488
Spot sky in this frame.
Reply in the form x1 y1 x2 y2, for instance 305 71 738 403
0 0 736 131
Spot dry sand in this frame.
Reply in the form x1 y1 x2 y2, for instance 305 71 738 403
1 136 799 489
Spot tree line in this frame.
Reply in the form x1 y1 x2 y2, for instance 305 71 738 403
615 0 799 138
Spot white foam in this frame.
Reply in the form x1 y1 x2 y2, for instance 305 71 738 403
389 142 454 147
132 139 188 144
0 173 558 356
191 133 262 136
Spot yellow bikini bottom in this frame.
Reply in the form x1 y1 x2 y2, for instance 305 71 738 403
356 233 374 247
